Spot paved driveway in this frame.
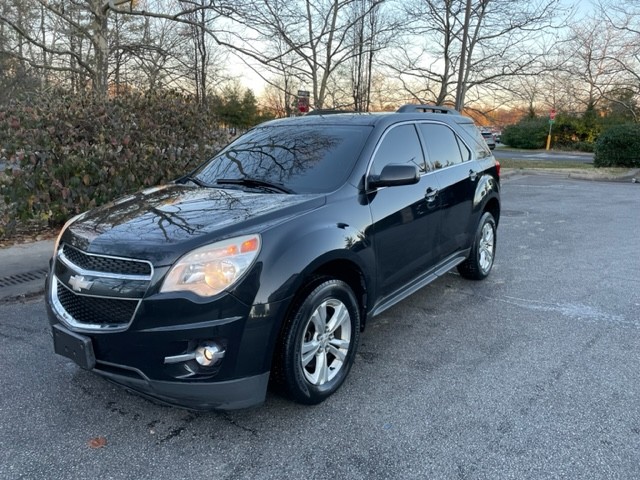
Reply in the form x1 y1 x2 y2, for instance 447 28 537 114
1 173 639 479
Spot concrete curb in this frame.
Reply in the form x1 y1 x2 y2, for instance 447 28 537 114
0 239 55 302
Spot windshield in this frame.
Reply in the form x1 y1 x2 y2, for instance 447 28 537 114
194 124 372 194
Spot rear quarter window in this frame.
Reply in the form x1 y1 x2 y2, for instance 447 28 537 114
458 122 492 159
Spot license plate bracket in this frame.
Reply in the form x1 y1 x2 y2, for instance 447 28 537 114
53 324 96 370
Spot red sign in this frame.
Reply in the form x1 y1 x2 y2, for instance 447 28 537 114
298 90 310 113
550 109 556 120
298 98 309 113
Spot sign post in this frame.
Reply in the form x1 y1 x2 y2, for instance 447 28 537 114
546 109 556 150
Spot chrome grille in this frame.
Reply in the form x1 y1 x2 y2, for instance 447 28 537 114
52 244 153 331
62 244 151 276
57 281 138 326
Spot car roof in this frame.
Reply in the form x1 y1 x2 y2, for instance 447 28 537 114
258 105 476 130
259 113 386 128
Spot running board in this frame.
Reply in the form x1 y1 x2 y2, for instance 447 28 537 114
371 254 467 318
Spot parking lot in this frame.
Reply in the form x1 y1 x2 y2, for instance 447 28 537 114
1 173 639 480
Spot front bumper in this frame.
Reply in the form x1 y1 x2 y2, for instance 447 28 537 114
46 271 290 410
96 358 270 410
50 317 269 410
45 240 289 409
49 319 271 410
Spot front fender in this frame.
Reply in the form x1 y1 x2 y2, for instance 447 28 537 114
230 220 374 376
253 221 373 306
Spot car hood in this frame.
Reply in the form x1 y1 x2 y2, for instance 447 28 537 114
61 184 325 266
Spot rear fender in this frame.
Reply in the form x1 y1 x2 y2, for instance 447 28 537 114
474 174 499 210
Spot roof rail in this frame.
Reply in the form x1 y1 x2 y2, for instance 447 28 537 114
396 104 460 115
306 109 356 116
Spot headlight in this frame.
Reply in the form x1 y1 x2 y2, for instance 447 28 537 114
160 234 261 297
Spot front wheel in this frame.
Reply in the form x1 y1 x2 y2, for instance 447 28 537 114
458 212 497 280
273 279 360 405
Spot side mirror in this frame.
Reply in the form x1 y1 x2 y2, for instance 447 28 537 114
368 164 420 189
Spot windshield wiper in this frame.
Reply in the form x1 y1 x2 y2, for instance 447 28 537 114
180 175 212 188
216 178 295 194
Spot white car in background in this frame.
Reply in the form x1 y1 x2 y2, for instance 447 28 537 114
481 131 496 150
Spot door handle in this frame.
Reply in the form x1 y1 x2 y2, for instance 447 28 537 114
469 169 478 181
425 187 439 202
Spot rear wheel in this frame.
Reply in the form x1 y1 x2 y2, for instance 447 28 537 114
273 279 360 405
458 212 496 280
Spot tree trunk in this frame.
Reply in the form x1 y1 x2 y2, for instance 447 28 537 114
455 0 472 111
89 0 109 98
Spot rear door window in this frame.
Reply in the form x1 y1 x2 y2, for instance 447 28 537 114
418 123 467 169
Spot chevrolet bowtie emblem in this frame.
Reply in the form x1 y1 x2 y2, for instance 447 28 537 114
69 275 94 292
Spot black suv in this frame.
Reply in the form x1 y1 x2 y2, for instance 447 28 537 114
46 105 500 410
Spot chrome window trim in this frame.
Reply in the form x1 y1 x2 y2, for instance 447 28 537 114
365 119 481 191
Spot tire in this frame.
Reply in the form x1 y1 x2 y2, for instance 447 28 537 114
457 212 497 280
273 279 360 405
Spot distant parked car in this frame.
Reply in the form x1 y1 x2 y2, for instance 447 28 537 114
481 131 496 150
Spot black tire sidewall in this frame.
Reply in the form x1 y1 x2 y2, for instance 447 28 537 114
475 212 496 278
286 280 360 403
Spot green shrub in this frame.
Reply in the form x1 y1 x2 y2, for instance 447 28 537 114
0 91 230 239
572 141 595 153
501 117 548 149
593 124 640 168
551 115 598 149
502 112 602 151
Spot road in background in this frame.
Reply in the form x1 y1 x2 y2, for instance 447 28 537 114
494 148 594 163
1 174 639 479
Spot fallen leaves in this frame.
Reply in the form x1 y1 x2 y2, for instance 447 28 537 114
87 436 107 449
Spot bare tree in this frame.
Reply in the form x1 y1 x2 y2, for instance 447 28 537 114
177 0 229 106
261 81 291 117
388 0 563 111
258 43 304 116
597 1 640 119
215 0 390 109
0 0 232 99
348 0 382 111
0 0 135 96
561 17 627 113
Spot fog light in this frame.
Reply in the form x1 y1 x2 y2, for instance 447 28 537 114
195 341 225 367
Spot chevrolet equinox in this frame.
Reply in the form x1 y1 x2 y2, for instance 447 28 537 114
46 105 501 410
